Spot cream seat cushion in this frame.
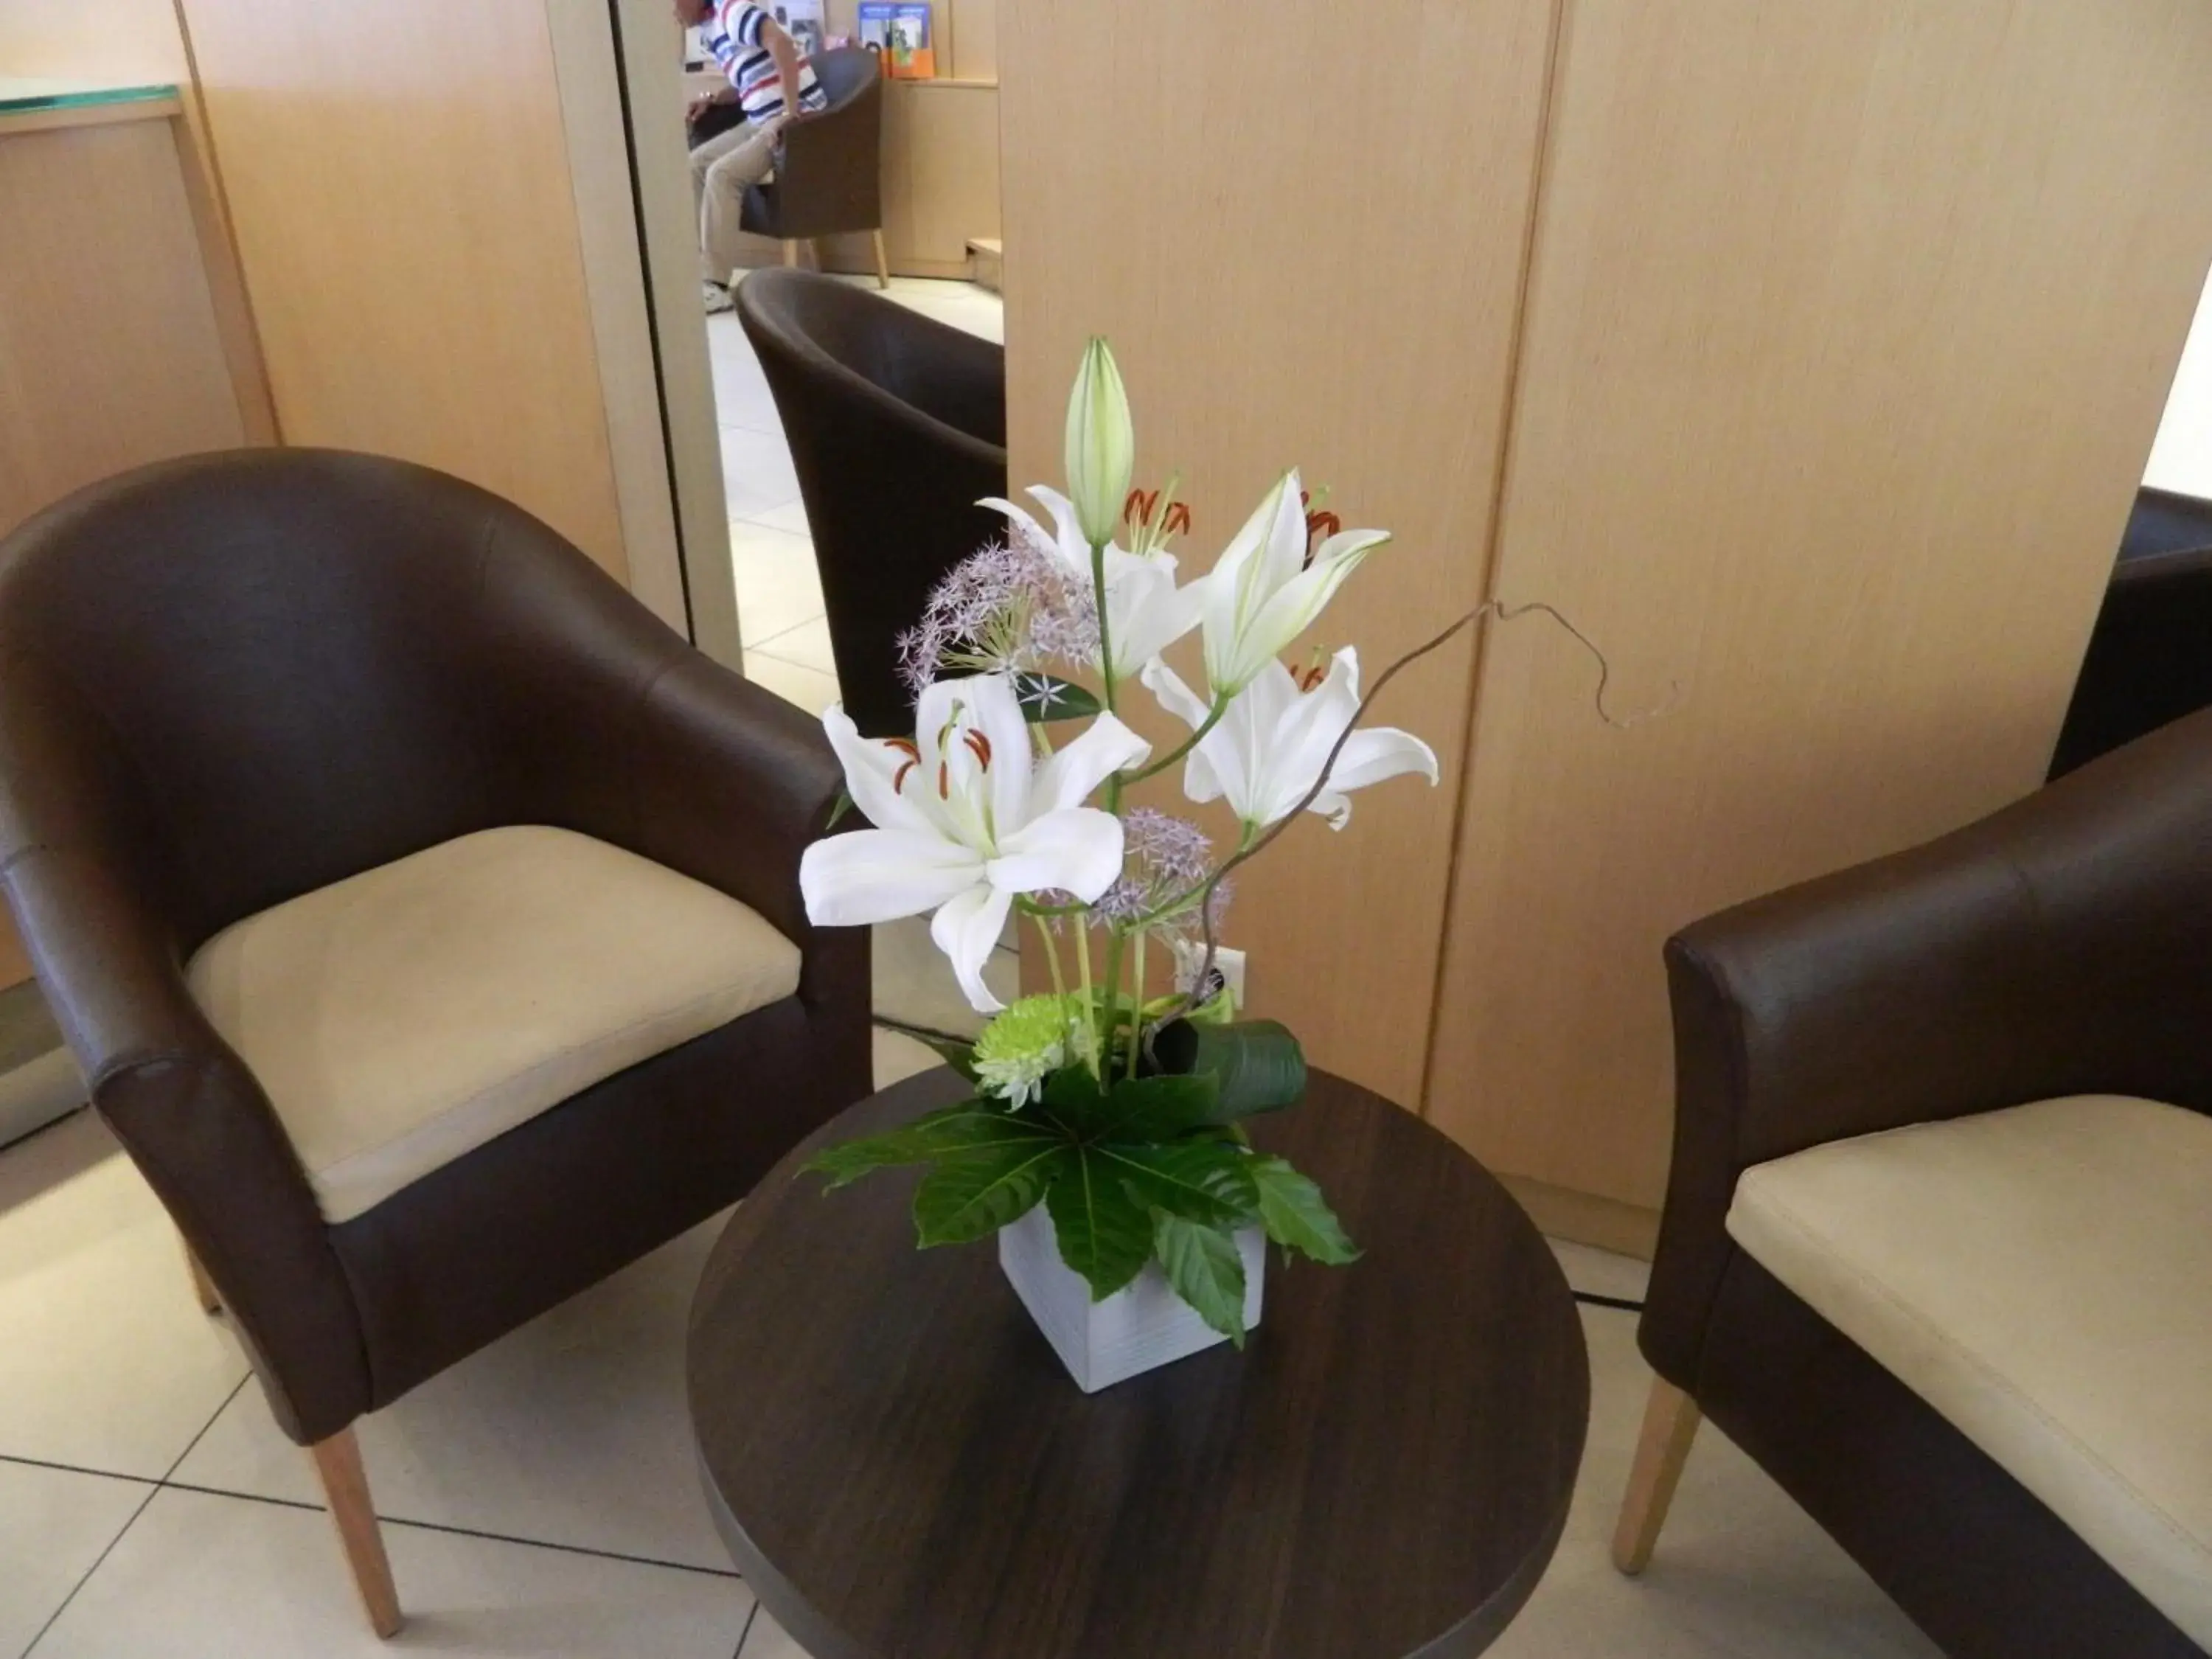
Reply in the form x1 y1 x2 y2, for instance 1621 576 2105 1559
187 826 801 1224
1727 1096 2212 1648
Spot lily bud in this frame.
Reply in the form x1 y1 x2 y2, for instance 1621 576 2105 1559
1064 337 1135 549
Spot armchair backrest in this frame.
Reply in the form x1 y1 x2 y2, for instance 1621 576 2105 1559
737 268 1006 736
0 450 679 950
768 47 884 239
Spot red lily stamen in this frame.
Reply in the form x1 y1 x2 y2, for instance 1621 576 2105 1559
886 737 920 793
1294 661 1329 692
1306 509 1341 541
963 729 992 768
1163 502 1192 537
1123 487 1159 529
938 760 950 798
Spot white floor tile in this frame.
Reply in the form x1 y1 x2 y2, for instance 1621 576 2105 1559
742 498 812 536
0 1459 152 1655
748 615 835 675
870 917 1018 1040
872 1027 943 1091
1548 1237 1652 1305
717 426 804 522
1490 1307 1940 1658
35 1486 752 1659
744 652 841 717
729 521 825 648
0 1112 248 1479
172 1213 737 1572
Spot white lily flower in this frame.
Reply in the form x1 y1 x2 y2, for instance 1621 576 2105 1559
801 673 1151 1012
1197 469 1389 695
1142 648 1438 832
983 486 1202 681
1064 337 1135 548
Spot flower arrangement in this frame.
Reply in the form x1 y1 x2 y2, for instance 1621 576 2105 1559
794 338 1447 1350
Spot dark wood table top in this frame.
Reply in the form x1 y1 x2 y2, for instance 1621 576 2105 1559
687 1067 1589 1659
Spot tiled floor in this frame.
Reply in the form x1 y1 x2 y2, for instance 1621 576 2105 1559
0 1032 1940 1657
712 273 1006 720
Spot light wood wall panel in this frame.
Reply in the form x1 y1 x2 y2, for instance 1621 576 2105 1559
175 0 630 578
0 119 242 534
1000 0 1561 1107
1430 1 2212 1213
0 112 249 988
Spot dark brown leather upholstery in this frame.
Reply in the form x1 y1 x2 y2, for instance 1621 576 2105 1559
1643 708 2212 1657
740 48 883 242
0 450 872 1446
737 267 1007 736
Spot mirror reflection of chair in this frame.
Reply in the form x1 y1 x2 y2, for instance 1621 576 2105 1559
740 46 891 287
737 267 1007 738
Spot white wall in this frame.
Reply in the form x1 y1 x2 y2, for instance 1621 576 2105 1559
2146 271 2212 498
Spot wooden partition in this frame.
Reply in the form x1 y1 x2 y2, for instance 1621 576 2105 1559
1001 0 2212 1250
172 0 645 591
1428 1 2212 1242
1001 0 1563 1107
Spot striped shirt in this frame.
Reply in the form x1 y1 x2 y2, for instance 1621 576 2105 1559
708 1 828 127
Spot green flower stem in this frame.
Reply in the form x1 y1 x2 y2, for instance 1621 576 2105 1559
1099 923 1127 1077
1034 914 1068 1005
1126 928 1148 1081
1073 916 1100 1081
1089 535 1117 716
1124 694 1231 785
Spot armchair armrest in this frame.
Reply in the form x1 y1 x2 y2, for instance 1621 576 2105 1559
624 654 859 992
4 846 366 1441
1642 709 2212 1386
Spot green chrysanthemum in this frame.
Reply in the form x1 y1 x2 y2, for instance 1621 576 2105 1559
973 994 1083 1107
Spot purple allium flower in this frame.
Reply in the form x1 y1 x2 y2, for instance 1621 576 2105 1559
898 532 1101 695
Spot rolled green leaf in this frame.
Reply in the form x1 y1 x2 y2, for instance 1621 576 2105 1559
1248 1155 1360 1265
1151 1211 1248 1345
1150 1018 1308 1122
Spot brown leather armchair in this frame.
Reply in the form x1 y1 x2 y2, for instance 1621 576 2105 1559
0 451 872 1635
737 266 1008 737
1614 709 2212 1657
740 46 889 285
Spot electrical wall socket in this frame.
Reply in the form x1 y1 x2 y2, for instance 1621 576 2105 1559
1213 947 1248 1010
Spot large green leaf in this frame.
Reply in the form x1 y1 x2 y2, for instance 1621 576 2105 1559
913 1134 1071 1246
1151 1211 1249 1344
1044 1148 1155 1300
1040 1069 1222 1143
1015 672 1104 723
803 1102 1011 1189
1248 1155 1360 1265
1149 1018 1308 1123
1099 1138 1258 1228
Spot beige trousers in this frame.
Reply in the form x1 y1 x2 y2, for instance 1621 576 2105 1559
692 116 785 285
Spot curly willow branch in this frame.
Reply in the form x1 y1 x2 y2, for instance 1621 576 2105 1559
1159 599 1679 1026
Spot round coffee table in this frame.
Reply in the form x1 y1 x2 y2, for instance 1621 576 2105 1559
688 1067 1589 1659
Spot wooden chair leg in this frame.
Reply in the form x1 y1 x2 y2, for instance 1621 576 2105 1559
871 227 890 290
1612 1377 1701 1576
181 1241 221 1316
310 1427 403 1638
782 239 799 268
